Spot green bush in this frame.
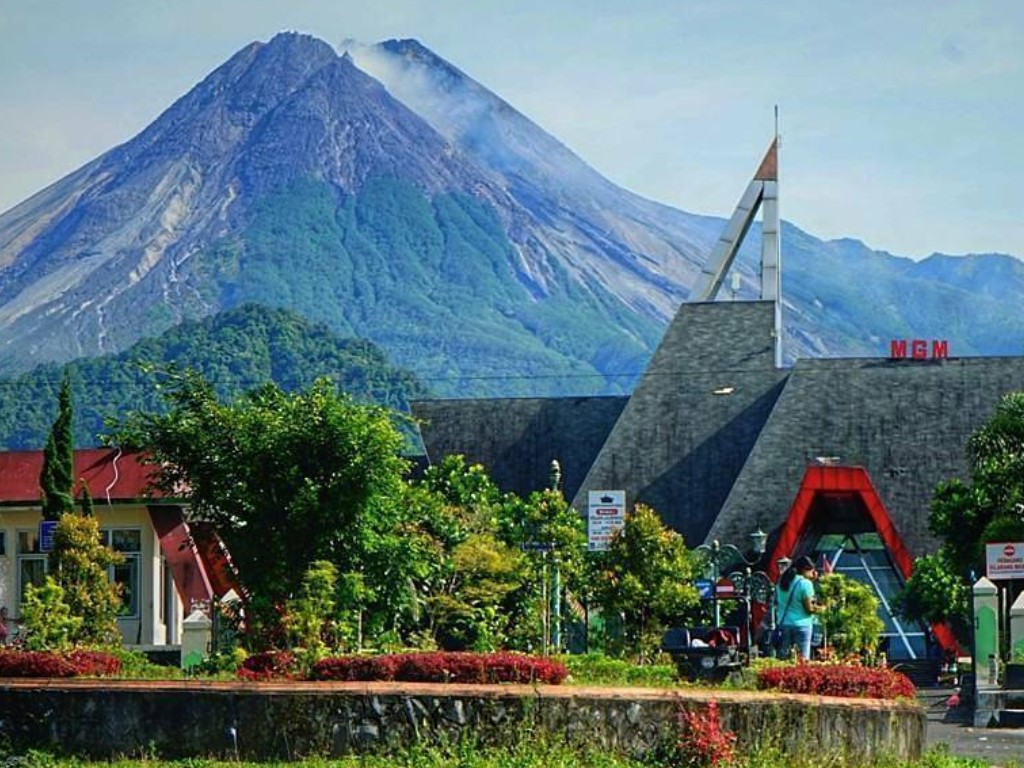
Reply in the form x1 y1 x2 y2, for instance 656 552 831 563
49 512 124 647
817 573 885 658
285 559 338 660
106 648 181 679
561 653 677 687
20 577 81 651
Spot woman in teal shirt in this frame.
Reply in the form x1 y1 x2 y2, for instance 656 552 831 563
775 555 824 660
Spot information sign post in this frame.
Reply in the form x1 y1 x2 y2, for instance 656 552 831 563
986 542 1024 580
39 519 58 553
587 491 625 552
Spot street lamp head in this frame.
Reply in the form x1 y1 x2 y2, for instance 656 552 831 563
750 527 768 555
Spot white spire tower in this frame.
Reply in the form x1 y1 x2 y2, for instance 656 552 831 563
691 130 783 366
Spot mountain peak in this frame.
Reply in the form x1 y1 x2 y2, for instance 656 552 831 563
266 30 332 48
379 38 430 54
259 31 340 64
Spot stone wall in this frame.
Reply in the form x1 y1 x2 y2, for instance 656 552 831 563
0 680 925 762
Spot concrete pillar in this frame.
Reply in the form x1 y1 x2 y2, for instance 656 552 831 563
973 577 1000 689
181 609 212 671
1010 590 1024 662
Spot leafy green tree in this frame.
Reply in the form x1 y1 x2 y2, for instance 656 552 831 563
79 481 95 517
40 372 75 520
593 504 700 660
48 512 124 646
898 391 1024 641
499 487 587 652
430 533 526 651
108 371 425 649
816 573 885 658
418 454 504 538
408 456 521 650
892 554 972 640
406 455 589 652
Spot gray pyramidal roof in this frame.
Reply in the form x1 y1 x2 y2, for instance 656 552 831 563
413 298 1024 556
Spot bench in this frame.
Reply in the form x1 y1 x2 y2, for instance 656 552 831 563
661 626 742 681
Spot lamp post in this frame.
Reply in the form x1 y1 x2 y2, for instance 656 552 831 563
695 528 771 656
728 567 774 658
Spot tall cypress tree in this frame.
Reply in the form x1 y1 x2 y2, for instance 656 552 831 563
38 376 124 647
41 372 75 521
79 481 95 517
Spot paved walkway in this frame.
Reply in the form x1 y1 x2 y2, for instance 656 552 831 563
920 688 1024 764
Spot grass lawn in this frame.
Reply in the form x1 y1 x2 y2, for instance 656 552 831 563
8 743 1012 768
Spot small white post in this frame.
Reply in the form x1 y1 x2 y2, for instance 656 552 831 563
1010 590 1024 662
181 609 212 670
973 577 1002 726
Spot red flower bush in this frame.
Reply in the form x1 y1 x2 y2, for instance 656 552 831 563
756 662 915 699
310 654 400 681
67 650 122 676
238 650 298 681
675 701 737 767
0 649 76 677
0 649 121 678
393 652 486 683
309 652 568 685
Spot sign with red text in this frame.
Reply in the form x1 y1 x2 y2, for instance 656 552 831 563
889 339 949 360
986 542 1024 580
588 490 625 551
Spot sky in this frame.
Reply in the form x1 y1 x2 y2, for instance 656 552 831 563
1 0 1022 259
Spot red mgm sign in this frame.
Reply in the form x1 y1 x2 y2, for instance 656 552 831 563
889 339 949 360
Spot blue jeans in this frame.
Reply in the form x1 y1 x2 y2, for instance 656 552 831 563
779 624 813 661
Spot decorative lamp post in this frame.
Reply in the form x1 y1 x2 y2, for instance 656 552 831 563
695 540 737 626
728 567 774 658
695 528 774 658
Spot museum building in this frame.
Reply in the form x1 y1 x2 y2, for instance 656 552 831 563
412 142 1024 660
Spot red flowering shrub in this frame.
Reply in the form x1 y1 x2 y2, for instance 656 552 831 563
0 649 76 677
310 654 400 681
0 649 121 678
238 650 298 681
675 701 737 767
484 652 565 684
756 662 915 699
67 650 122 676
310 652 568 684
393 652 486 683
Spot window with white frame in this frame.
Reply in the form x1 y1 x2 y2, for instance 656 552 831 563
16 530 47 604
101 528 142 619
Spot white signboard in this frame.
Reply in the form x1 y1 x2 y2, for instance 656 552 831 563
986 541 1024 580
588 490 626 551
